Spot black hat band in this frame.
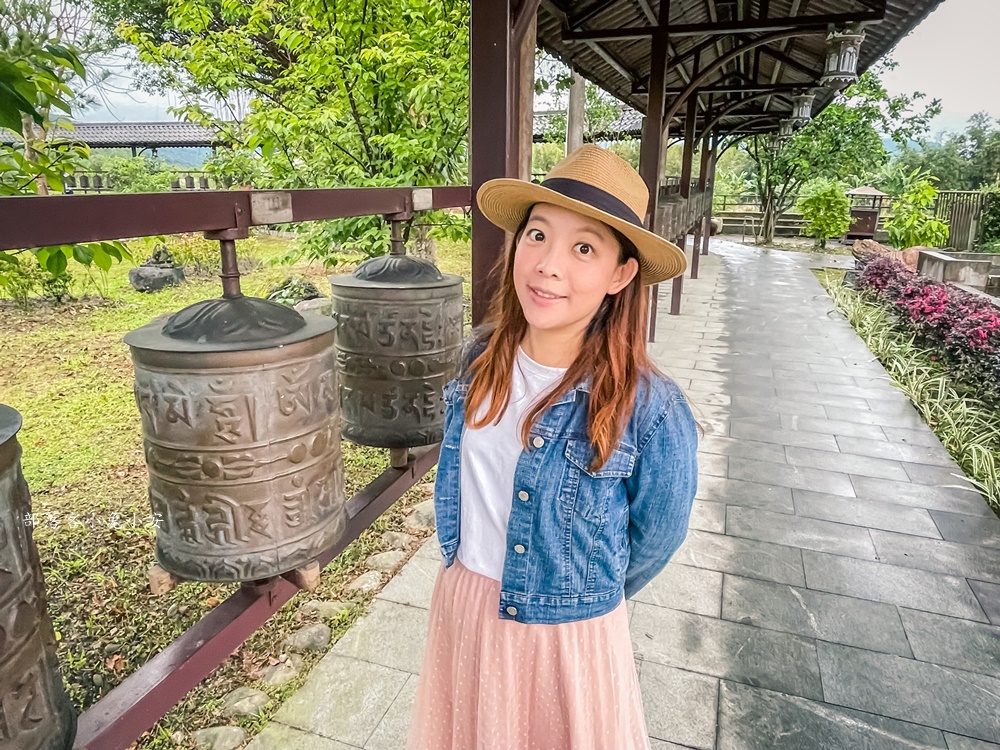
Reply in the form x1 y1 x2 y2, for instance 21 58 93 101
539 177 644 228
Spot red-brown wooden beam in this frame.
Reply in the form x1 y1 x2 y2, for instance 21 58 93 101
562 9 885 42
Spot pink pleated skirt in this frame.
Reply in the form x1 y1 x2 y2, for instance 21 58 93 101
406 556 652 750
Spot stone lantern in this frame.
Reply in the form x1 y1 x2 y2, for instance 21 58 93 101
792 91 816 127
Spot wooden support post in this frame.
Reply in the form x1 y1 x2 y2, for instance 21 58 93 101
671 89 698 315
471 0 514 326
638 0 671 342
703 132 719 255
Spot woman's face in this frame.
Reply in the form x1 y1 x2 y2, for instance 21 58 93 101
513 202 639 340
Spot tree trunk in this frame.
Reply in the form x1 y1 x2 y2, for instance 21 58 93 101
410 223 437 264
21 115 49 196
759 195 777 245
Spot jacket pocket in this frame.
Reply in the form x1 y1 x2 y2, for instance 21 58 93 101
563 439 636 520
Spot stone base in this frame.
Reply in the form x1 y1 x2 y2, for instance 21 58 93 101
129 266 185 293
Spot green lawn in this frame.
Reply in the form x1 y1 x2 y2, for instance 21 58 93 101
0 232 472 748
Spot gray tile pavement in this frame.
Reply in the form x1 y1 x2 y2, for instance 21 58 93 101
246 238 1000 749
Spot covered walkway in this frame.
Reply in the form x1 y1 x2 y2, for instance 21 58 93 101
244 239 1000 749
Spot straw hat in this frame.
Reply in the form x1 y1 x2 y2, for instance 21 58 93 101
476 144 687 285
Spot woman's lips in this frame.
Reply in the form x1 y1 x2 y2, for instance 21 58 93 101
528 285 565 306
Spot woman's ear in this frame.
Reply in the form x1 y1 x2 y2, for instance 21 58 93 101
608 257 640 295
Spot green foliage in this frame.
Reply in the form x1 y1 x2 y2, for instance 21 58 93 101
742 60 941 243
96 155 175 193
266 276 322 307
118 0 470 262
797 180 851 248
884 169 950 249
979 184 1000 247
0 254 47 308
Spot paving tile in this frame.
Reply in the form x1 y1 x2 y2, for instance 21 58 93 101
902 461 980 489
851 476 993 518
729 456 856 497
332 599 429 674
946 735 1000 749
773 389 873 411
632 562 723 617
376 553 440 609
729 395 827 418
699 434 787 463
870 530 1000 585
817 642 1000 743
882 426 950 449
823 405 927 430
898 608 1000 678
364 673 417 750
672 530 805 586
273 654 409 747
780 413 888 440
697 451 729 478
784 446 910 482
836 435 957 468
649 739 700 750
722 574 911 656
802 550 988 622
695 475 795 513
726 505 877 559
246 723 359 750
414 534 440 560
640 661 719 750
774 369 857 386
631 603 823 700
689 499 726 533
718 680 947 750
929 511 1000 550
729 421 842 450
793 489 941 538
971 581 1000 625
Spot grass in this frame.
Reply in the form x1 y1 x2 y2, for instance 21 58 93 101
814 268 1000 514
0 232 473 748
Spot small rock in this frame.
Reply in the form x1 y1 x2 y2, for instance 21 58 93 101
294 297 332 317
283 623 331 653
171 730 186 744
92 674 103 687
365 550 407 573
404 499 435 531
220 686 269 718
166 603 179 618
261 662 298 686
103 643 120 657
382 531 415 549
347 570 382 594
299 600 351 621
193 725 247 750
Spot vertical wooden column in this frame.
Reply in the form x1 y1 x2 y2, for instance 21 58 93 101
671 92 698 314
471 0 514 326
517 13 537 181
638 0 671 342
703 132 719 255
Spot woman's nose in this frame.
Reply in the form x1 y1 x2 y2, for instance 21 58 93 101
535 245 564 277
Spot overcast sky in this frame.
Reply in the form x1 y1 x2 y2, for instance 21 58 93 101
81 0 999 137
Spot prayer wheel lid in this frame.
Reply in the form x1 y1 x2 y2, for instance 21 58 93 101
0 405 21 445
330 254 461 290
124 295 336 353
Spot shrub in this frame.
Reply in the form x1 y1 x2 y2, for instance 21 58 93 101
0 256 47 309
267 276 322 307
884 169 950 249
980 185 1000 248
797 181 851 249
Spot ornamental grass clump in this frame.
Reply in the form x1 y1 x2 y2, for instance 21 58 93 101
856 252 1000 405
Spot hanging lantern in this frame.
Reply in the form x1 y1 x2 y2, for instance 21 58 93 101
765 134 781 154
778 119 795 141
820 26 865 91
792 91 816 127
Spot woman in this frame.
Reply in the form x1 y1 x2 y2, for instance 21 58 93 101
406 144 700 750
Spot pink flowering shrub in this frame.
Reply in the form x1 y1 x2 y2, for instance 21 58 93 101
855 252 1000 404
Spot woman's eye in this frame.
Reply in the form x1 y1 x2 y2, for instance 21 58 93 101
527 229 544 242
575 243 594 256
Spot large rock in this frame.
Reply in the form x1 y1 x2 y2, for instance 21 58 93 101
283 623 331 653
299 599 351 620
404 499 436 532
851 239 920 272
261 661 299 686
347 570 382 594
382 531 416 550
365 550 407 573
128 266 185 293
220 686 269 718
194 726 246 750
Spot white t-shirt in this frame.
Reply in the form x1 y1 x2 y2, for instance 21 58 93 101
456 346 567 582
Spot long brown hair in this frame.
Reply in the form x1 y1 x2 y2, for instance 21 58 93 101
464 210 654 471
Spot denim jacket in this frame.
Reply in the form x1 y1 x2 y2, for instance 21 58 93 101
433 337 699 624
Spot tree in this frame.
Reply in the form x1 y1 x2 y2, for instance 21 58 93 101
887 113 1000 191
884 169 950 249
742 61 940 244
0 1 130 285
116 0 470 263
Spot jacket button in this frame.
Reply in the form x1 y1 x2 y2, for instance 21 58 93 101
517 490 529 501
532 436 545 448
506 606 517 616
514 544 526 554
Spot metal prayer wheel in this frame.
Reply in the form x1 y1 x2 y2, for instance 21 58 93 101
124 292 347 583
331 241 463 449
0 405 77 750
